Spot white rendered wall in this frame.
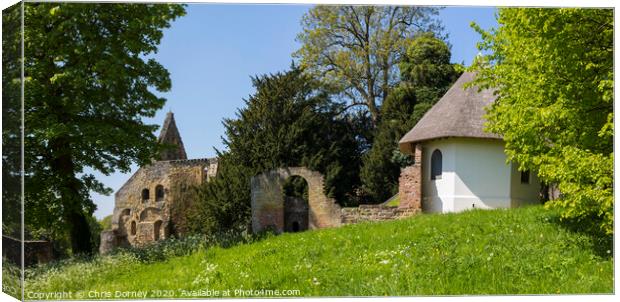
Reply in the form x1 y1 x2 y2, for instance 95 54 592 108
422 138 513 213
509 162 541 207
452 138 512 211
421 139 456 213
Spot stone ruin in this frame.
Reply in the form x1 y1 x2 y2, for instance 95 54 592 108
251 166 421 234
100 112 218 254
101 113 423 251
2 235 53 266
251 167 342 233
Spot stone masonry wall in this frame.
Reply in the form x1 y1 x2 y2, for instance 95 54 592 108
252 166 423 234
341 205 419 224
399 144 423 209
2 235 53 267
104 158 217 252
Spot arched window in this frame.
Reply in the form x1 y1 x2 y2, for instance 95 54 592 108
155 185 164 201
130 221 137 236
141 189 150 202
431 149 442 180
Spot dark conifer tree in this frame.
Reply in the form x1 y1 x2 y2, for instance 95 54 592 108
190 67 362 234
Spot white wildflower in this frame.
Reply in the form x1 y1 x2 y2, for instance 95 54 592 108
312 277 320 285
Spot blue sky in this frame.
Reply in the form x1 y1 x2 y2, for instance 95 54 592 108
91 4 498 219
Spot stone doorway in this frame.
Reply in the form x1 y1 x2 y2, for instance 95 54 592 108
283 176 309 232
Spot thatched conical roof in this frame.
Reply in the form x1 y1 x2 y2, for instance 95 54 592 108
399 72 501 154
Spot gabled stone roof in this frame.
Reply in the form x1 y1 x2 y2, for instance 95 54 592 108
157 111 188 161
399 72 501 154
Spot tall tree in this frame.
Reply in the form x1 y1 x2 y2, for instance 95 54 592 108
22 3 185 254
471 8 613 234
2 3 23 239
360 33 460 202
294 6 443 125
190 67 362 234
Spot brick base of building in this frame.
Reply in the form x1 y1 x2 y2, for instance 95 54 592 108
399 144 423 210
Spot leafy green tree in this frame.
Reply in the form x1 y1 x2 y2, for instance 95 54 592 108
2 3 23 239
21 3 185 254
471 8 613 234
190 67 362 234
98 215 113 231
361 33 460 202
294 6 443 125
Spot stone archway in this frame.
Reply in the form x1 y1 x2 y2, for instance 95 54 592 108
250 167 342 234
283 176 309 232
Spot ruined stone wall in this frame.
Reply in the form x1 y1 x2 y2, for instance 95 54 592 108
251 166 425 234
341 205 419 224
251 167 342 234
399 144 423 209
2 235 53 266
107 158 217 249
167 160 211 236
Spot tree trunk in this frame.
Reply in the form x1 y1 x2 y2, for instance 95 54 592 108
366 93 379 125
51 138 93 255
67 210 93 255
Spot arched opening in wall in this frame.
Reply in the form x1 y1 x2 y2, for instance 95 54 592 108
283 176 309 233
141 189 150 202
155 185 165 201
154 220 163 241
130 221 137 236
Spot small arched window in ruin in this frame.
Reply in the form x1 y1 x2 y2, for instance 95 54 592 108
121 209 130 217
155 185 165 201
130 221 136 236
141 188 150 202
431 149 442 180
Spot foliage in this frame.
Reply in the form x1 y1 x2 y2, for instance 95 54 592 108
385 194 400 207
86 215 102 253
19 3 185 254
283 175 309 202
471 8 613 235
111 233 230 263
25 206 613 296
98 215 113 231
24 230 268 294
188 155 254 235
189 67 362 234
294 6 443 124
2 259 21 300
360 33 460 202
2 3 23 239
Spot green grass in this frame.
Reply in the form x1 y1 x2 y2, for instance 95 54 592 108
385 194 400 207
24 206 613 299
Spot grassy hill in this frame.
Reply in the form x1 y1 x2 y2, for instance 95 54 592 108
22 206 612 298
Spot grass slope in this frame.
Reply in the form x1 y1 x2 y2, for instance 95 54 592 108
25 206 612 298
